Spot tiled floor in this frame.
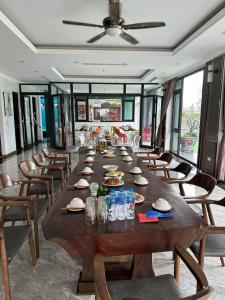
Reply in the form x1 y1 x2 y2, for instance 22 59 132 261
0 145 225 299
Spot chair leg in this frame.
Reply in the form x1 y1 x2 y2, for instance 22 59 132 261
220 257 225 267
1 240 11 300
28 230 37 266
174 253 181 284
198 238 206 269
33 201 39 258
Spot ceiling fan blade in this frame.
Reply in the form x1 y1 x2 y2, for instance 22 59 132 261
87 31 106 43
62 20 103 28
124 22 166 30
120 31 139 45
109 0 120 22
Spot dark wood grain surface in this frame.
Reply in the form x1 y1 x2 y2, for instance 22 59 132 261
43 147 202 256
43 147 203 293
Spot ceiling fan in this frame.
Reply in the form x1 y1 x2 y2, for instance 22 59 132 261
62 0 166 45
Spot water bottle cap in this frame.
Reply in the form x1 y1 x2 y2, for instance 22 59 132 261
120 188 125 192
110 189 115 193
128 188 134 192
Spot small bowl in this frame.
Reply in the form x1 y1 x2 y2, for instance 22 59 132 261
102 165 119 172
120 146 126 151
123 156 133 162
81 167 94 175
87 150 95 156
130 167 142 174
152 198 172 211
74 179 89 188
121 151 128 156
87 145 93 150
85 156 94 163
134 176 148 185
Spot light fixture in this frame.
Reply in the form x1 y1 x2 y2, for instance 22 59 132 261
207 63 218 83
105 26 122 36
17 60 24 63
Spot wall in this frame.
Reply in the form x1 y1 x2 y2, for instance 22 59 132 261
0 73 20 155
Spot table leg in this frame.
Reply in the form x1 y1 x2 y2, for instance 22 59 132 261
77 257 95 294
132 253 155 279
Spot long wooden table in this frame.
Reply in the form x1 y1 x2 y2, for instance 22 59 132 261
43 147 202 294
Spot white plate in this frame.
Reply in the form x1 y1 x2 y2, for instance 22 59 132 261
66 206 84 212
152 202 172 212
74 184 89 189
134 180 149 186
81 171 94 175
130 170 142 174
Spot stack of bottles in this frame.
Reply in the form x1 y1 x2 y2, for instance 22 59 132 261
107 188 135 221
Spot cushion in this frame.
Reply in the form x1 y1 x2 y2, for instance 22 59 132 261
191 234 225 257
5 198 50 221
28 182 52 195
46 169 62 180
107 274 183 300
4 225 31 262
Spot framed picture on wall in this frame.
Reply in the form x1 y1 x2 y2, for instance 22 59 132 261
3 92 13 116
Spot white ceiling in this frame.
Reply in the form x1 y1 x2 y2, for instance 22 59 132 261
0 0 225 83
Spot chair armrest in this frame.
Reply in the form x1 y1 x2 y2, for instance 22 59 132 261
207 226 225 234
175 245 209 291
94 254 112 300
0 200 29 207
183 194 210 200
166 180 189 185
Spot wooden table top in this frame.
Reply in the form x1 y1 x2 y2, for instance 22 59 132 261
43 147 202 258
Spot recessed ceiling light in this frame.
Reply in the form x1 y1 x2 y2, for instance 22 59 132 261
34 70 38 73
17 60 24 63
73 61 79 64
175 62 181 66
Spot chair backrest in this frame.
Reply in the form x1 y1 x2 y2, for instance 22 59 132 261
42 148 49 157
19 160 38 177
33 153 46 165
173 162 192 176
158 152 173 163
152 147 162 156
189 173 216 195
0 174 14 189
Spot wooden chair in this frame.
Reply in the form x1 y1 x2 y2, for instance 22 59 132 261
135 147 162 163
153 162 192 181
33 153 66 190
168 173 216 217
148 152 173 177
42 147 72 175
0 174 50 257
19 160 54 205
94 245 212 300
0 200 36 300
188 197 225 269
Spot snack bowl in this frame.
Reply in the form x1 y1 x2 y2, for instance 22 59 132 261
85 156 94 163
87 150 95 156
66 198 85 211
81 167 94 175
123 156 133 162
130 167 142 174
119 146 126 151
74 179 89 189
134 176 148 186
87 145 93 150
102 165 118 172
152 198 172 212
121 151 128 156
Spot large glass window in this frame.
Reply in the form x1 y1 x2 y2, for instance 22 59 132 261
170 70 204 164
180 71 203 164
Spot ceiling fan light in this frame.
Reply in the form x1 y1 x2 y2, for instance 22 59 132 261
106 27 122 36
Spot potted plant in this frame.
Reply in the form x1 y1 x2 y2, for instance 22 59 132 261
180 104 200 152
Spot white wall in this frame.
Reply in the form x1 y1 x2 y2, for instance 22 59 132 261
0 73 20 155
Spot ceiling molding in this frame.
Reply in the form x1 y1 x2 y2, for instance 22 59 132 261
1 3 225 56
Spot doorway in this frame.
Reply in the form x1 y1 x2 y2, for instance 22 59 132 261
22 95 33 149
32 97 38 145
12 92 22 153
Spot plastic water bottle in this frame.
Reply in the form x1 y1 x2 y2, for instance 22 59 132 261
107 191 117 221
126 188 135 219
117 189 126 220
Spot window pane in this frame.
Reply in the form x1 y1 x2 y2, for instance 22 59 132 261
180 70 203 164
73 84 89 93
171 132 179 153
51 83 71 94
53 96 63 147
141 97 153 147
175 79 182 90
126 84 142 94
172 93 181 129
21 84 49 93
91 84 123 94
124 102 133 121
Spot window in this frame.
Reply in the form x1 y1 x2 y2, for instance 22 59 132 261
170 70 204 164
75 96 88 121
73 84 89 94
140 96 154 147
91 84 123 94
51 83 71 95
123 96 135 121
